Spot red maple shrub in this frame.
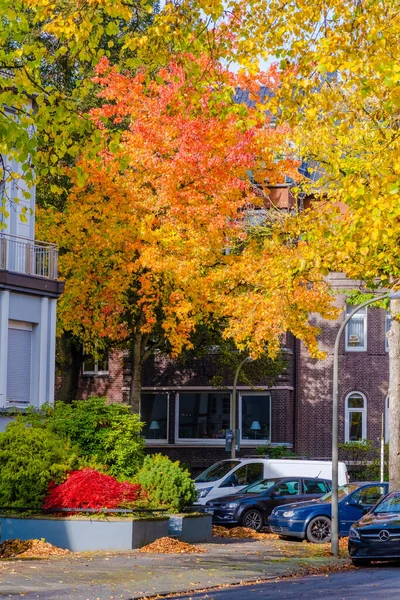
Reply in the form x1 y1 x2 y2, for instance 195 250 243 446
43 468 142 510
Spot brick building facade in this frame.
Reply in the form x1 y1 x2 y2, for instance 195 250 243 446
295 274 389 458
72 274 390 474
77 339 296 474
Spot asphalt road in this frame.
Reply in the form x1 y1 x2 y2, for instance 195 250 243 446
169 564 400 600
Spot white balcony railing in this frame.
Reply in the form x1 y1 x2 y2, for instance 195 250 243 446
0 233 58 280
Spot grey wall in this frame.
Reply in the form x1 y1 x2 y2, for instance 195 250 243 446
0 517 170 551
0 291 57 408
0 518 134 551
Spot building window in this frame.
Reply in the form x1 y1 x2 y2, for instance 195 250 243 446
245 208 267 227
141 393 168 441
177 392 230 440
82 351 109 375
385 396 389 443
241 394 271 443
7 320 33 406
345 304 367 351
345 392 367 442
385 311 391 352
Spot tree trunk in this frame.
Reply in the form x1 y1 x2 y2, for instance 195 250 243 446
388 297 400 490
57 333 83 403
129 334 143 413
128 309 150 413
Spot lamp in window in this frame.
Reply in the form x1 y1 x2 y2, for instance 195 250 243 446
250 421 261 439
149 420 160 439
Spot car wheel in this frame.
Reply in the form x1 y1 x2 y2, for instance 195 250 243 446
241 509 264 531
306 516 331 543
352 558 371 568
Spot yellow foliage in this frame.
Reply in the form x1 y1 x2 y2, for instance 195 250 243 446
40 55 335 361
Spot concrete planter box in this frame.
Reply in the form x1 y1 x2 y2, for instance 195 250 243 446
131 518 169 549
0 516 169 552
168 514 212 543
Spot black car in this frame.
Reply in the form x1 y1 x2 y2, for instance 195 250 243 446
349 490 400 566
203 476 331 531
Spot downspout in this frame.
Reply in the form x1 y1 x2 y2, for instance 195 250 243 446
292 337 300 453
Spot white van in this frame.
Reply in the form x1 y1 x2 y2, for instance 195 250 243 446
194 458 348 505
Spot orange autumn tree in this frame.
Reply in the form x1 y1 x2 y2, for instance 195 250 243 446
44 56 333 407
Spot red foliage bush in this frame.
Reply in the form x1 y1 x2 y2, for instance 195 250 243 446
43 468 142 510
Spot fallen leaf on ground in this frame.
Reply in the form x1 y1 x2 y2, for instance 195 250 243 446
0 539 70 559
302 537 349 558
212 526 279 540
139 537 204 554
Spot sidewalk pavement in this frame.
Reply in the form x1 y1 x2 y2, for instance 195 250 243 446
0 536 350 600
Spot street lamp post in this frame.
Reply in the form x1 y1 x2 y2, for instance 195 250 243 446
231 356 252 459
331 291 400 556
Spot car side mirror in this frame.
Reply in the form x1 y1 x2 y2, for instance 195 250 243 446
270 491 279 498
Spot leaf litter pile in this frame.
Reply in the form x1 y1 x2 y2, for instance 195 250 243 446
212 526 278 540
139 537 204 554
307 536 349 557
212 526 348 556
0 538 70 559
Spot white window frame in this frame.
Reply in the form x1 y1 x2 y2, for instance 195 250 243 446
345 391 367 442
175 391 231 445
385 311 391 353
385 395 389 443
82 348 109 376
239 391 272 446
140 392 169 445
345 304 367 352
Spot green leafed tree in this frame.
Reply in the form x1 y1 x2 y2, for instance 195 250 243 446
0 417 80 508
135 454 197 512
39 398 145 479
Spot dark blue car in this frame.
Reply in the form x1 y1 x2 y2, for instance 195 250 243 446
268 482 388 543
203 477 331 531
349 491 400 566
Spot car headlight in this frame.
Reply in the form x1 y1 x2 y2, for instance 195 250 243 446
282 510 295 518
349 527 360 540
221 502 239 509
197 487 213 499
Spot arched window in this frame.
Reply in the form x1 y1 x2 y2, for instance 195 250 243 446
345 392 367 442
385 396 390 443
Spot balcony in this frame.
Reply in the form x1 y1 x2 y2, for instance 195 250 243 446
0 233 59 280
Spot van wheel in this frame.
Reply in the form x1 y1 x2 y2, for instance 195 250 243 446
306 516 331 543
242 509 263 531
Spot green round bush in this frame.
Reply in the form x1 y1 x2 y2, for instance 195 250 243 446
136 454 197 512
40 397 145 479
0 418 80 509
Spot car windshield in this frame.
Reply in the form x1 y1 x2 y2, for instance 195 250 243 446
195 460 241 483
317 484 360 503
242 479 279 494
373 493 400 514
